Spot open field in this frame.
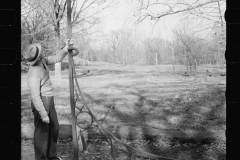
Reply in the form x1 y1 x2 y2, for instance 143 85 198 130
21 64 226 160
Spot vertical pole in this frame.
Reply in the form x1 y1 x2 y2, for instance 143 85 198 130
55 63 61 85
172 47 175 72
155 53 158 66
67 0 78 159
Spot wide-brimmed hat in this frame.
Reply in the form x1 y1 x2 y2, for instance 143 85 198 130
23 43 42 65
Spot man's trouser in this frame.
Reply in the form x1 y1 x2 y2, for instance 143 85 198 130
31 96 59 160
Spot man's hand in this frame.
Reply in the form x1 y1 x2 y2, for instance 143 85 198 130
42 116 50 123
68 39 74 46
63 39 74 51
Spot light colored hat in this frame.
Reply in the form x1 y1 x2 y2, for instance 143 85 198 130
23 43 42 65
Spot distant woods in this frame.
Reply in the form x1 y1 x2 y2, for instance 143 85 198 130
21 0 226 69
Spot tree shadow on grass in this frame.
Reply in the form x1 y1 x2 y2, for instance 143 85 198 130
139 86 225 160
68 78 225 160
84 85 225 159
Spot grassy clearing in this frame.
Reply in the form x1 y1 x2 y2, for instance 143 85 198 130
21 64 225 130
21 64 226 160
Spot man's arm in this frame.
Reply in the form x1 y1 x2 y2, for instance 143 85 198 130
45 39 74 65
45 47 68 65
28 75 48 120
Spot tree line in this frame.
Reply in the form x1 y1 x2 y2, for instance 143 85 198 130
22 0 226 71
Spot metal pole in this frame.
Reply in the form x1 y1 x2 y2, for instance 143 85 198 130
67 0 78 159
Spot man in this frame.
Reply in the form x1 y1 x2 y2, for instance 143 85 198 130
23 40 73 160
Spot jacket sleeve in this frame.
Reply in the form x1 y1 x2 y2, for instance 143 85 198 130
27 74 48 120
45 47 68 65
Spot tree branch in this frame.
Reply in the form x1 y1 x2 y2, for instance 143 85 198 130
137 0 223 24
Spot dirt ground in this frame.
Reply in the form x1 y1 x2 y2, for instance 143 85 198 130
21 64 226 160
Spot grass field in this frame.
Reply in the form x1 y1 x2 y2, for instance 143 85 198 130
21 64 226 160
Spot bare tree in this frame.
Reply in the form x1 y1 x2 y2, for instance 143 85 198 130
117 28 136 65
34 0 116 83
71 0 116 29
74 34 93 65
105 28 138 65
134 0 226 52
143 37 164 66
132 0 225 26
130 0 226 68
172 20 212 71
106 30 121 64
21 0 54 57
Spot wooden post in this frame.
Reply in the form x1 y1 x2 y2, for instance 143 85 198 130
54 63 61 85
67 0 79 159
155 53 158 66
172 47 175 71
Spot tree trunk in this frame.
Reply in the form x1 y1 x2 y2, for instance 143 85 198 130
85 52 88 65
91 51 93 62
172 48 175 71
155 53 158 66
122 50 125 65
125 51 127 65
126 51 129 65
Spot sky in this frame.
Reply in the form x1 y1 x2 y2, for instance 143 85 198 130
97 0 181 41
73 0 226 46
